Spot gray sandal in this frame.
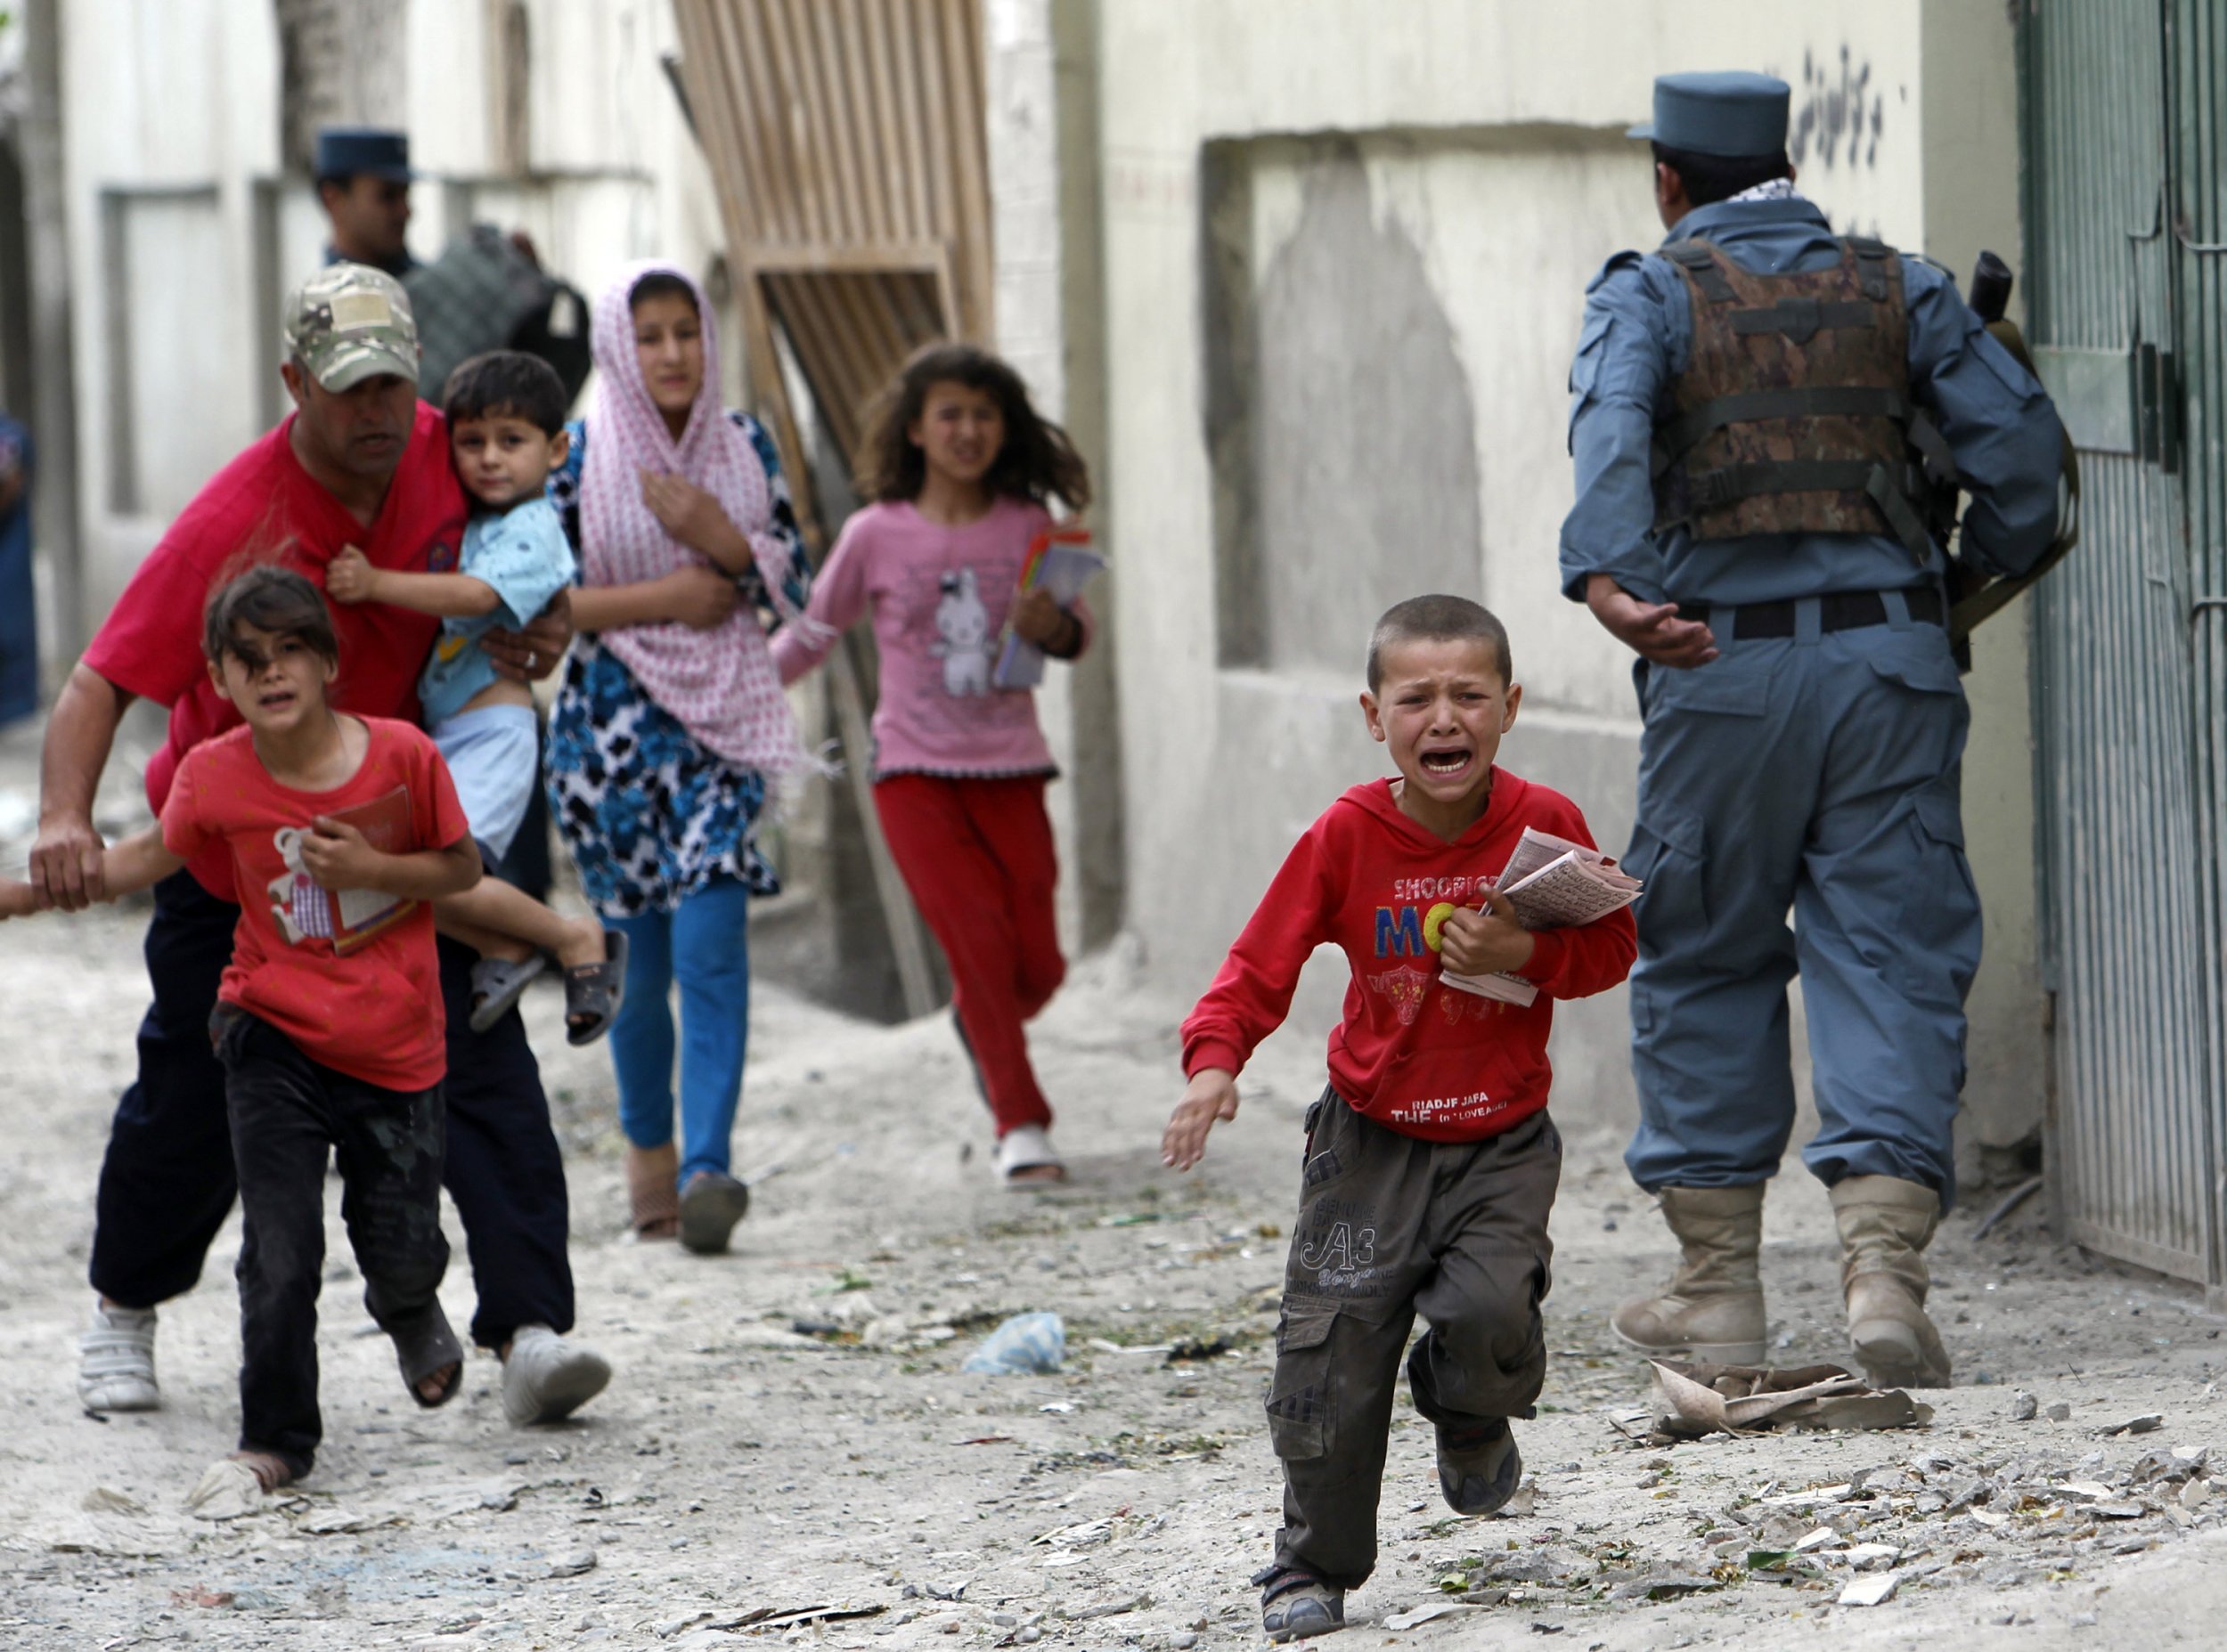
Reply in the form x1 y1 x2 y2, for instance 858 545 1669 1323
564 930 629 1047
389 1302 464 1410
469 953 548 1033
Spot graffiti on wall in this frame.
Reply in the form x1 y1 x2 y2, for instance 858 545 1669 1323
1791 44 1886 173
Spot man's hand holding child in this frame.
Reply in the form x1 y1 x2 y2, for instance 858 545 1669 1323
1162 1067 1241 1171
324 546 379 606
1438 885 1536 978
484 589 575 682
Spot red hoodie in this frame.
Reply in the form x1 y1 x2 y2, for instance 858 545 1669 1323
1181 770 1636 1143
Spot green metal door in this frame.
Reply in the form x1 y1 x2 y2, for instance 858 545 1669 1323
2023 0 2218 1284
2176 0 2227 1293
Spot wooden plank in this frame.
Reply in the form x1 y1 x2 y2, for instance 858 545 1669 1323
885 0 934 238
843 0 897 242
774 0 850 244
941 0 992 338
804 0 871 246
757 0 828 246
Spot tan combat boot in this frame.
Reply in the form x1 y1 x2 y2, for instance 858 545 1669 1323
625 1143 680 1241
1830 1175 1952 1388
1611 1184 1767 1364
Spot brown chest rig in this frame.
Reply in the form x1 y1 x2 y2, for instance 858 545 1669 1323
1652 236 1956 561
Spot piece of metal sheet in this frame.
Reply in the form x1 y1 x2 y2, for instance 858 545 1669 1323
2030 346 2137 453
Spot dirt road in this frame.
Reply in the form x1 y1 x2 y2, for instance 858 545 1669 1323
4 819 2227 1648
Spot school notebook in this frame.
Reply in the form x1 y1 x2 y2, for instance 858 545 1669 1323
991 526 1103 690
1439 826 1643 1007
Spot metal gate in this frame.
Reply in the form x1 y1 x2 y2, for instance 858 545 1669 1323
2024 0 2226 1286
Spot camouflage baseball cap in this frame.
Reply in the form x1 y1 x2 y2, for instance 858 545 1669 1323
282 263 420 391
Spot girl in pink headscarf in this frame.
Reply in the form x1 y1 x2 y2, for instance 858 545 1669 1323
545 262 817 1255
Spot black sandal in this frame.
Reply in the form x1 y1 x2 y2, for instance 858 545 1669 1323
389 1302 465 1410
563 930 629 1047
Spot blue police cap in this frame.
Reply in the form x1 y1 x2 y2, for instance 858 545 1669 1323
1627 71 1791 158
314 126 414 183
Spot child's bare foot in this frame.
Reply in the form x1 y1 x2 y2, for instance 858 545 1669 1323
415 1362 461 1404
552 917 606 975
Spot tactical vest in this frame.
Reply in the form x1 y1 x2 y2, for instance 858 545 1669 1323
1652 237 1956 561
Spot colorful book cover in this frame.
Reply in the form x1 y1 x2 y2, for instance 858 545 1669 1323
265 786 419 956
992 526 1101 691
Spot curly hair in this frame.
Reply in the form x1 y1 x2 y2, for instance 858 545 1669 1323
853 342 1089 511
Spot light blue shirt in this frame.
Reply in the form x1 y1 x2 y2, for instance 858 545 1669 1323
1559 197 2062 606
417 494 575 728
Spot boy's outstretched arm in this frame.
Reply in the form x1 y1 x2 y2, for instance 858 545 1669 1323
1162 1067 1240 1170
4 826 186 916
1164 831 1334 1172
327 546 503 619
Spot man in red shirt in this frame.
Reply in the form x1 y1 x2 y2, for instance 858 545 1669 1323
31 264 611 1428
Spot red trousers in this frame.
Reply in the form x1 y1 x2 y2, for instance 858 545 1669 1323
874 773 1065 1136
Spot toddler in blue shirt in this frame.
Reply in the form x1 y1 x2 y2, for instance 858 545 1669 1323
329 351 625 1044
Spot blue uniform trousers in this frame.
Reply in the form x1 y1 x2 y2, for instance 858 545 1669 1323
1620 598 1979 1206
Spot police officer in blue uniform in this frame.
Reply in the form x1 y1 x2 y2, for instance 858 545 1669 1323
1561 72 2061 1388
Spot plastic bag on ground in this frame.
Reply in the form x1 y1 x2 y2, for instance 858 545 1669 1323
962 1311 1065 1375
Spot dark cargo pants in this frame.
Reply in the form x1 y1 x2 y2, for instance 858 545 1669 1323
1268 1093 1562 1589
215 1010 450 1482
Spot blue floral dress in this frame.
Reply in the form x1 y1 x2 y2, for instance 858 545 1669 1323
544 412 812 917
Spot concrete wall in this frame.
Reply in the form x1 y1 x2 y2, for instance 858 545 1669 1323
1075 0 2039 1152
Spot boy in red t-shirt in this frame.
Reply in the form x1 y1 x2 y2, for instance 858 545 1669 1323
1162 595 1637 1641
2 567 481 1509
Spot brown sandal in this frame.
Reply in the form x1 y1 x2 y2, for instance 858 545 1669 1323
626 1143 679 1240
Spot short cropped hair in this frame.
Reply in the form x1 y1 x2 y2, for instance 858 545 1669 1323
1366 594 1513 692
1652 141 1793 208
442 350 569 435
203 565 339 667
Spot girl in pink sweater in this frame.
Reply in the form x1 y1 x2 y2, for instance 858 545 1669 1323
772 344 1091 1185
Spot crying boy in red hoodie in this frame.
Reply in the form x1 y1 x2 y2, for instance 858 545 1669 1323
1162 594 1636 1642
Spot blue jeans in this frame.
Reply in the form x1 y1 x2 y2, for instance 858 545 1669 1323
608 877 752 1187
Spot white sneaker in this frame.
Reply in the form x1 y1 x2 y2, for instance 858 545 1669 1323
501 1325 611 1426
78 1301 160 1412
994 1124 1066 1188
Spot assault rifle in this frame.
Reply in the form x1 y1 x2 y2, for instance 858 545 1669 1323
1942 251 2082 671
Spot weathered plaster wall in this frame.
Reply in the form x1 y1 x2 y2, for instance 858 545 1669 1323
1081 0 2035 1150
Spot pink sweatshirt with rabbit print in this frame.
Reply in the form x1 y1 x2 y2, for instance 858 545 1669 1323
771 497 1091 778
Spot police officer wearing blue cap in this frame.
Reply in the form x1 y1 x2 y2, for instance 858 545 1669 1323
314 126 418 279
1561 70 2062 1388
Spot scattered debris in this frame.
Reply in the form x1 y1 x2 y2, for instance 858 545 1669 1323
79 1487 144 1516
183 1461 266 1522
1837 1572 1900 1607
545 1549 598 1578
2106 1414 2166 1437
963 1312 1065 1375
1164 1335 1235 1365
2046 1402 2073 1422
702 1603 885 1632
1649 1362 1932 1439
2011 1391 2039 1421
1384 1602 1481 1629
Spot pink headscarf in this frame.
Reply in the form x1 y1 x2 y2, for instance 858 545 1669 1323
577 260 810 777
